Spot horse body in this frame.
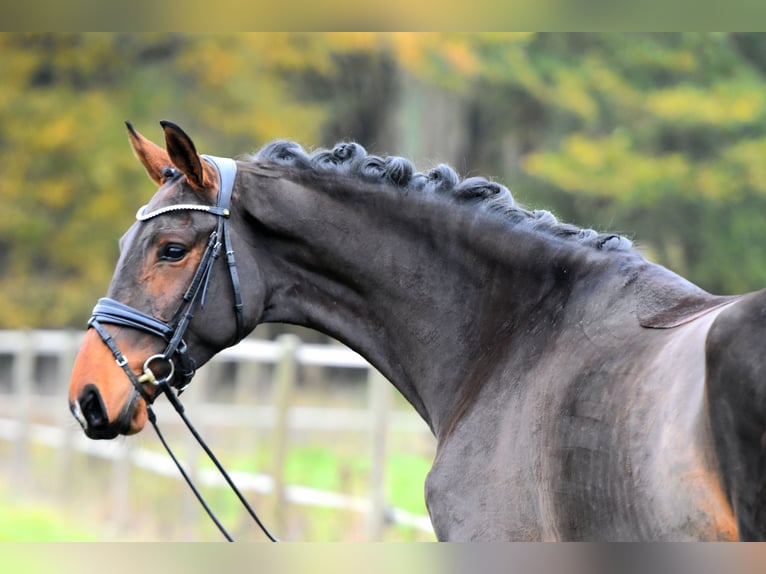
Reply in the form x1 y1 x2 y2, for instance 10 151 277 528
417 246 737 540
69 122 763 540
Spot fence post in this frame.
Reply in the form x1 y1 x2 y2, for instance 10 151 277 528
56 330 80 502
268 334 299 537
367 367 390 540
11 330 33 492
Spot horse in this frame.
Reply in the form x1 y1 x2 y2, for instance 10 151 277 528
68 120 766 541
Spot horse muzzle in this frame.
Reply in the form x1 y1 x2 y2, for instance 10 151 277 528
69 383 145 439
68 329 153 438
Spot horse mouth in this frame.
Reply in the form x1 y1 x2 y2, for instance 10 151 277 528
70 385 145 440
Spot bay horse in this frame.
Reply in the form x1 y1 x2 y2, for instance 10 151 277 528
69 120 765 541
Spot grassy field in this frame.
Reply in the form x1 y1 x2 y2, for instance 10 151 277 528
128 436 436 541
220 442 433 514
0 483 100 541
0 506 98 541
0 347 437 541
0 422 436 541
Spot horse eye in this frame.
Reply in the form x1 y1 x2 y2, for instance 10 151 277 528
158 243 188 262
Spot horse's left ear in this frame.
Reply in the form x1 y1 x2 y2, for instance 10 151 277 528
160 120 215 191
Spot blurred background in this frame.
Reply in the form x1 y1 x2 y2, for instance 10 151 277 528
2 32 766 541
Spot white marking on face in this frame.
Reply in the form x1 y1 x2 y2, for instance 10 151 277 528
72 400 88 431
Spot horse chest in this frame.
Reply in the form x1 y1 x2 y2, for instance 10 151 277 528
425 408 552 541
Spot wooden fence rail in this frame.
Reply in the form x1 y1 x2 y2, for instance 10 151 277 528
0 330 435 540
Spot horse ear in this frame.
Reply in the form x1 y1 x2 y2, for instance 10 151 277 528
126 121 171 186
160 120 214 191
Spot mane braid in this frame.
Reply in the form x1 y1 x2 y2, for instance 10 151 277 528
248 140 633 252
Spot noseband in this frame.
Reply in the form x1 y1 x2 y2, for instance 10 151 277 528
86 156 277 541
89 155 244 398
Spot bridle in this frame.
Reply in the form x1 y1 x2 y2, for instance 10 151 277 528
87 155 278 542
89 154 244 395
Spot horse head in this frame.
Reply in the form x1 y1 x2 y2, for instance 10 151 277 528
68 121 262 439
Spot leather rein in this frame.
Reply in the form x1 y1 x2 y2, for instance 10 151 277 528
88 155 278 542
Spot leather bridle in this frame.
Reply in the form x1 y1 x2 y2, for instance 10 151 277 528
89 155 244 398
86 155 278 542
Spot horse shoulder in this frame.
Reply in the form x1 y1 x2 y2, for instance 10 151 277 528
706 288 766 540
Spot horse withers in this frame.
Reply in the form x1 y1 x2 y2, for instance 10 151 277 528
69 120 765 540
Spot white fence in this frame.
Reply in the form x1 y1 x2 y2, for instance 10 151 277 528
0 330 435 540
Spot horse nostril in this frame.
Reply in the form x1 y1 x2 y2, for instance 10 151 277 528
79 384 109 429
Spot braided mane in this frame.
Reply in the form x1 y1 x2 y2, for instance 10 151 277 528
249 140 632 252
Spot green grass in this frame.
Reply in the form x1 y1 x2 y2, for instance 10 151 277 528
178 441 435 540
386 453 431 513
3 409 436 541
205 443 431 515
0 500 99 541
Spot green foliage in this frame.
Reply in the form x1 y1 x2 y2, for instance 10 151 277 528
384 33 766 295
0 33 332 328
3 33 766 328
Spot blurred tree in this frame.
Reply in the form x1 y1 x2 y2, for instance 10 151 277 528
2 33 766 328
384 33 766 295
0 33 333 328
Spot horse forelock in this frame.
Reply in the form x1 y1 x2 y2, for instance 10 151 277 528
246 140 633 253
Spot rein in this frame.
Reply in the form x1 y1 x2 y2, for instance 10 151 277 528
88 156 278 542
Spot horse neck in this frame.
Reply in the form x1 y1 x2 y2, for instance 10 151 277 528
237 167 614 436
